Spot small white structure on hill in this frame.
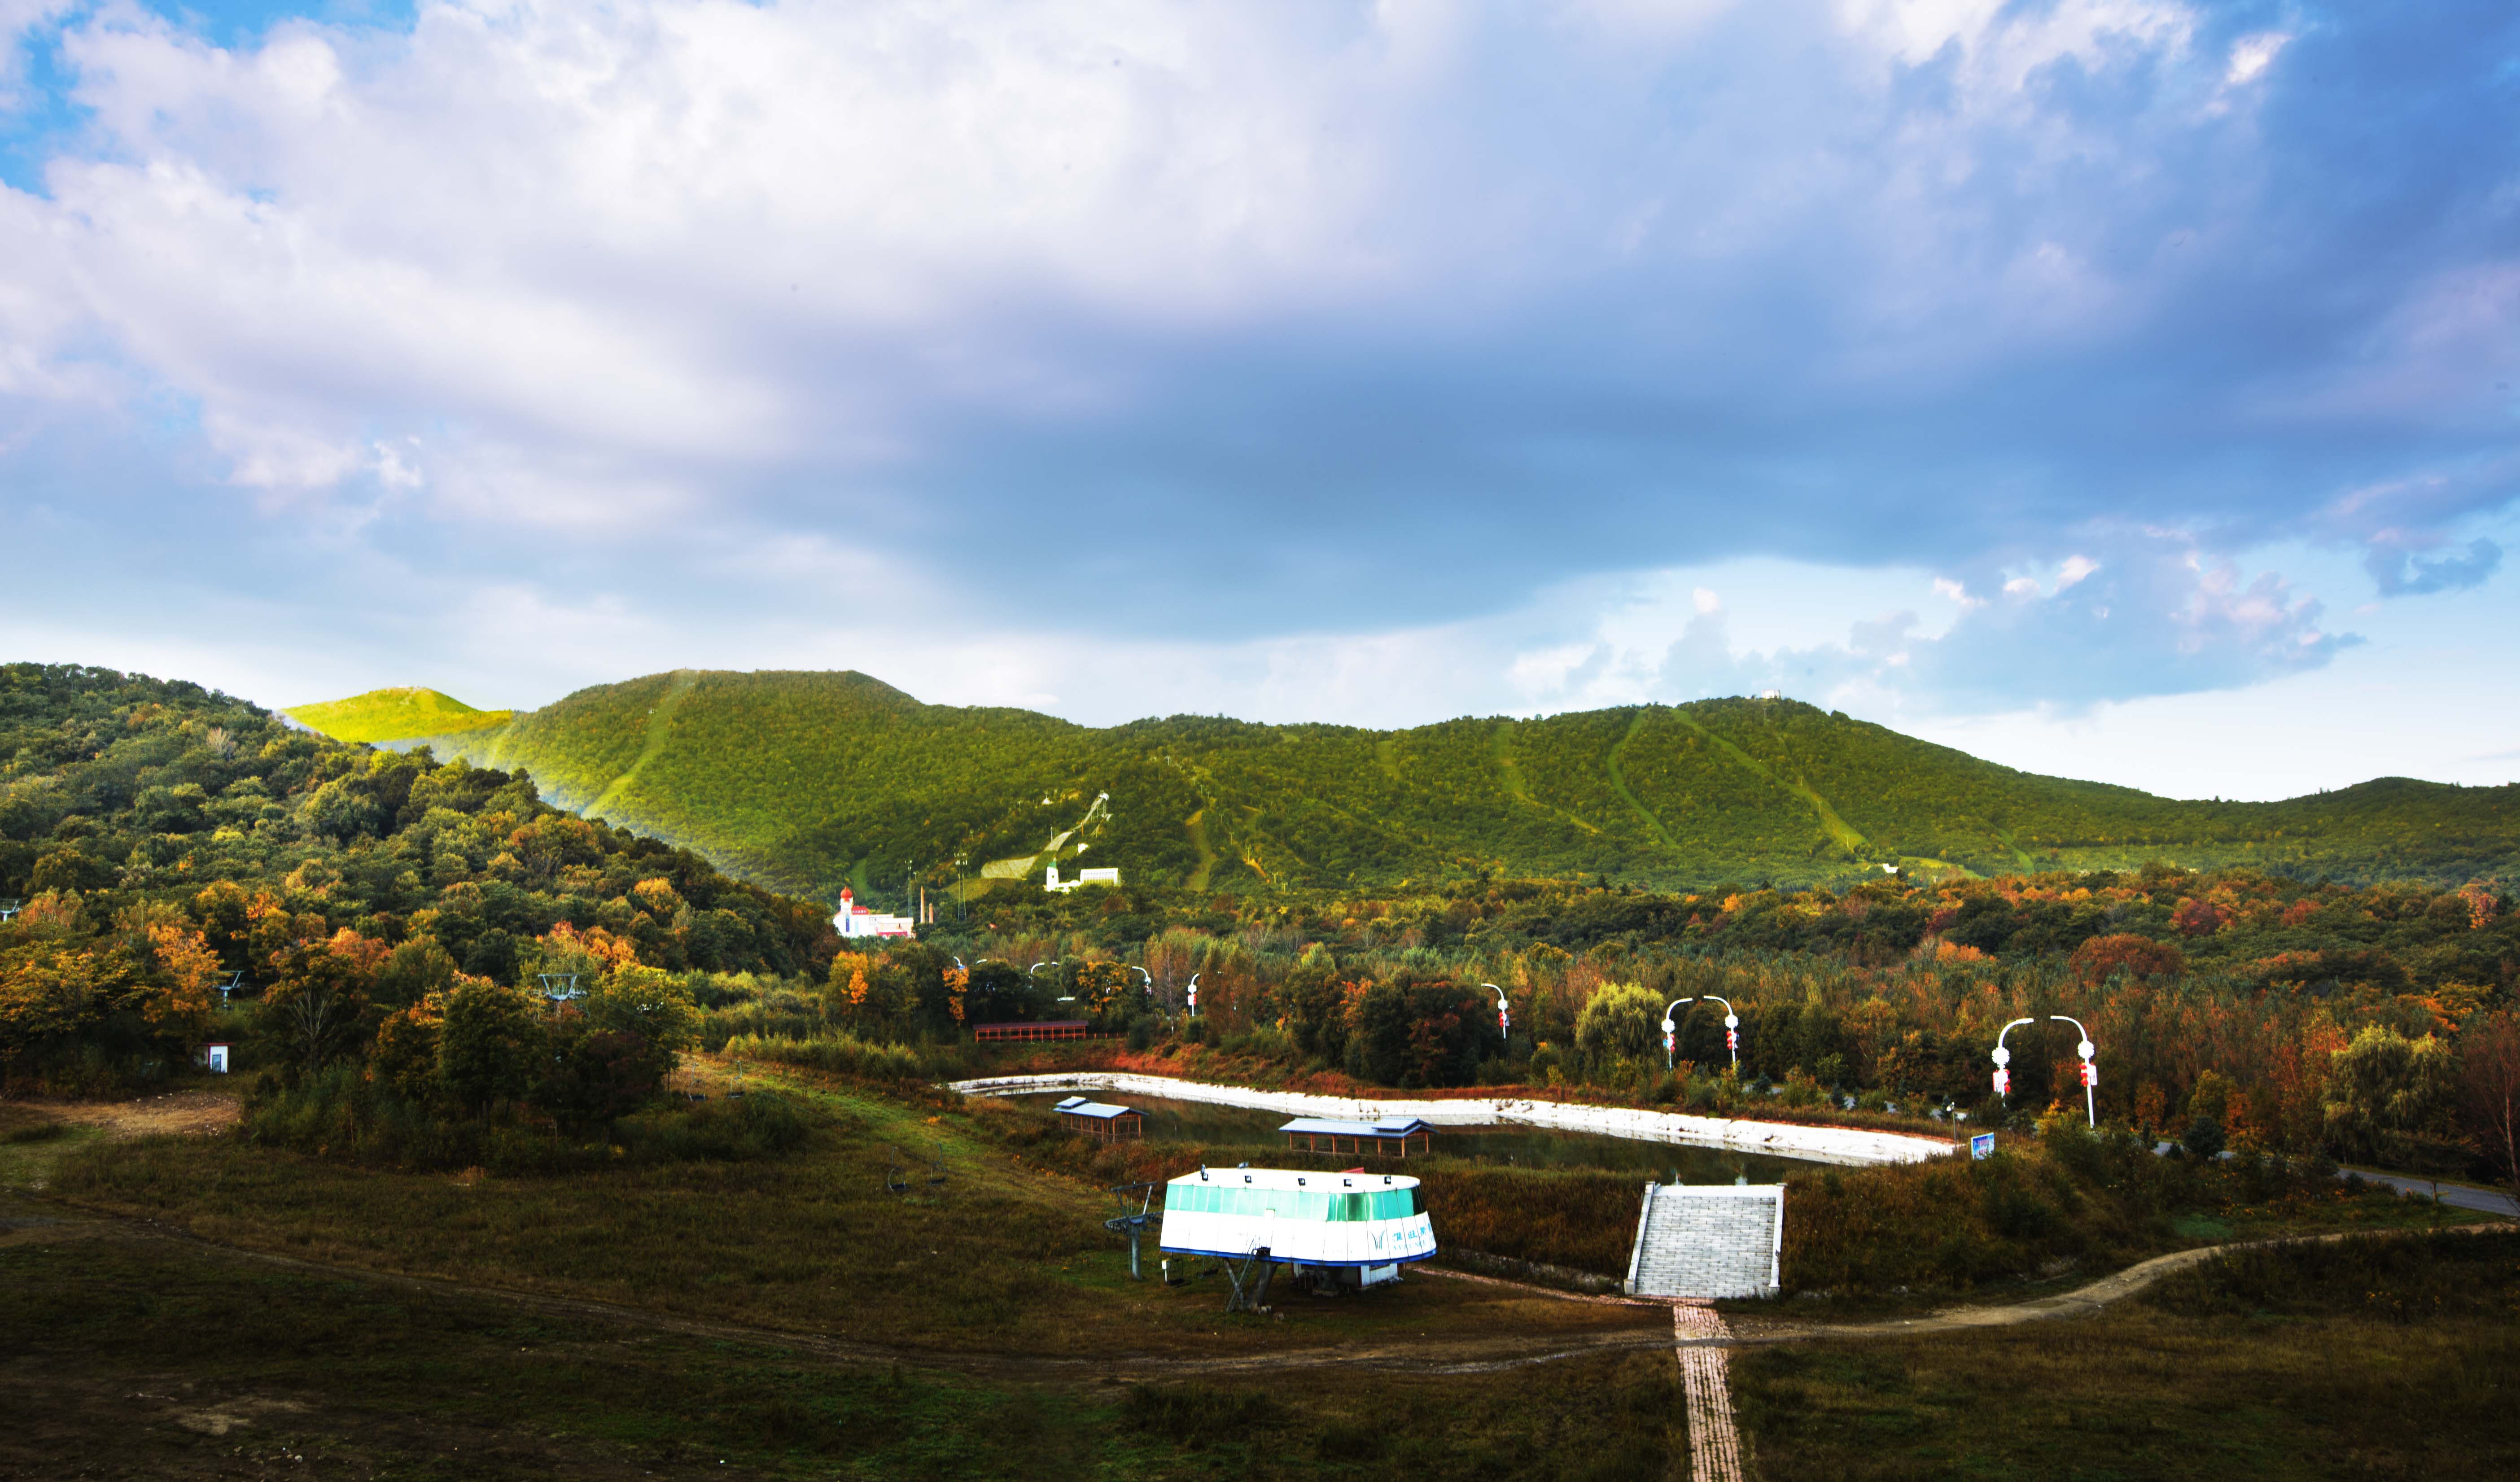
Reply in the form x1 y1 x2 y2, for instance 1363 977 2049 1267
832 887 916 939
1045 864 1121 893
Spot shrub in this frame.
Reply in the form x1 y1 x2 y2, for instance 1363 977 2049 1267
722 1031 928 1083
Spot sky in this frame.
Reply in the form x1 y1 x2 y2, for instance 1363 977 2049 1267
1 0 2516 801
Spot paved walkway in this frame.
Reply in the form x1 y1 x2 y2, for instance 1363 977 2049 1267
1672 1301 1745 1482
2340 1168 2520 1217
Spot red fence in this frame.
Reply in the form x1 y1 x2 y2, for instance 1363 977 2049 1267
971 1019 1097 1043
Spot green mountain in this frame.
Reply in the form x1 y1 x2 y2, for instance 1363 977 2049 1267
409 669 2520 900
287 686 512 744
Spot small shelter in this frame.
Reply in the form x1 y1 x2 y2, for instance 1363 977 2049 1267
973 1019 1094 1043
1054 1095 1144 1143
197 1042 232 1074
1279 1116 1435 1158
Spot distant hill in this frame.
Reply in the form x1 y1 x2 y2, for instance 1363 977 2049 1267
409 669 2520 901
287 687 513 744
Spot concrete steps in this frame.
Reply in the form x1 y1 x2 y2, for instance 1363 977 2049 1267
1624 1184 1783 1300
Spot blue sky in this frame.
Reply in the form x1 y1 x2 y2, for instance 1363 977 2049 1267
2 0 2516 800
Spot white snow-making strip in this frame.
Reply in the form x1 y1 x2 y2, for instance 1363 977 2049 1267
945 1072 1954 1167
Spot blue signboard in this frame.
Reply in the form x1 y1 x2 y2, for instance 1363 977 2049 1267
1970 1132 1996 1160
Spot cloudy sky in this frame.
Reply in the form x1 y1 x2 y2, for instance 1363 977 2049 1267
2 0 2515 800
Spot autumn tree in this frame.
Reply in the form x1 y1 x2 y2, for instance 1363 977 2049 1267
2459 1010 2520 1199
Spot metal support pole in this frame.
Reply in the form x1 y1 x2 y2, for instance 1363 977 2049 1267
1992 1016 2035 1106
1660 997 1693 1070
1701 995 1740 1074
2051 1015 2097 1128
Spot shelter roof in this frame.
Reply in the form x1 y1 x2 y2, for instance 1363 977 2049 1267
1053 1096 1139 1120
1278 1116 1433 1138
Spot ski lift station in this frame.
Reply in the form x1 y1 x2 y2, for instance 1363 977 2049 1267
1159 1167 1435 1290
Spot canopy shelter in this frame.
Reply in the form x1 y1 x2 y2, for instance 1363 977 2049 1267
1054 1096 1144 1143
1279 1116 1435 1158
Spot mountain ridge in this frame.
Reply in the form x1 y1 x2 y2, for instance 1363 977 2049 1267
315 669 2520 901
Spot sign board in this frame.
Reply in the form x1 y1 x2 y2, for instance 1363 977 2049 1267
1970 1132 1996 1160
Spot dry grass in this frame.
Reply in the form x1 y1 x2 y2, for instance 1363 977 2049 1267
41 1069 1661 1362
1735 1228 2520 1480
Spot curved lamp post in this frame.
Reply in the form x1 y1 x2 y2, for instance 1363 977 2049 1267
1660 998 1693 1070
1699 995 1740 1073
2051 1014 2098 1127
1991 1016 2036 1102
1481 984 1509 1040
1186 972 1201 1017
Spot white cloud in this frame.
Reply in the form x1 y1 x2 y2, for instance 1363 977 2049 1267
2224 30 2286 86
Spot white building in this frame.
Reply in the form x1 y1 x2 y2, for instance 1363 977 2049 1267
831 887 916 939
1159 1166 1434 1289
1045 864 1121 894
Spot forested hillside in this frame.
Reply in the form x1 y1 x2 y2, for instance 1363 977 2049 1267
0 663 836 1092
391 669 2520 901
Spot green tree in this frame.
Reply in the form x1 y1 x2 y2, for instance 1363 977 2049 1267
1575 981 1664 1075
438 981 544 1115
2323 1025 2459 1166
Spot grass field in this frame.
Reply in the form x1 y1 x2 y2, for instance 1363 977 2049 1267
28 1071 1664 1364
1734 1228 2520 1480
284 686 513 744
4 1073 2515 1479
0 1191 1684 1481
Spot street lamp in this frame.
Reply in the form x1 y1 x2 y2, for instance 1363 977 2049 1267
1991 1016 2035 1102
2051 1015 2098 1127
1699 995 1741 1074
1186 972 1200 1017
1030 959 1077 1004
1660 998 1693 1070
1481 984 1509 1040
1128 965 1153 1003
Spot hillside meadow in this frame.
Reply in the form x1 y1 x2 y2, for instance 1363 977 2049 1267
380 667 2520 899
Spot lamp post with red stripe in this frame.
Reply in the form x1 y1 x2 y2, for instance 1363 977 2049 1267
1660 997 1692 1070
1991 1016 2035 1104
1482 984 1509 1042
2051 1014 2098 1128
1698 995 1740 1075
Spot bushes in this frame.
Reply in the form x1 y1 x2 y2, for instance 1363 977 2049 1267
2145 1227 2520 1324
1777 1127 2380 1297
241 1064 818 1173
721 1031 935 1083
1414 1167 1645 1276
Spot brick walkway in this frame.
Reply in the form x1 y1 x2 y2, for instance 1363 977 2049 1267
1673 1300 1744 1482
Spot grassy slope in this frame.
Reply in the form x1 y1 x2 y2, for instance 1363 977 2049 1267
1736 1229 2520 1481
424 669 2520 898
35 1069 1654 1362
286 686 512 744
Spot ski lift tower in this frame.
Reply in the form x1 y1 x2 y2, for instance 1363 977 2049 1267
0 898 19 924
216 969 246 1006
1105 1181 1159 1280
537 973 585 1013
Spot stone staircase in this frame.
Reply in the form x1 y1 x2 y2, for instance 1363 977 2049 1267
1624 1184 1784 1299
